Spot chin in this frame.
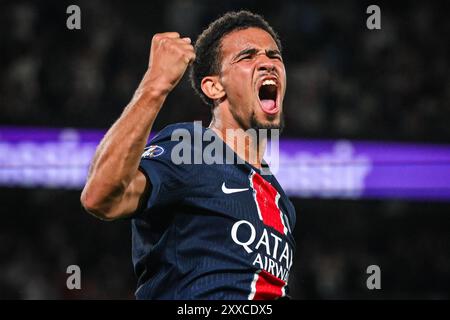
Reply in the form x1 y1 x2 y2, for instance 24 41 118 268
250 111 284 132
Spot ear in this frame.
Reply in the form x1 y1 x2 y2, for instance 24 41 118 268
201 76 226 102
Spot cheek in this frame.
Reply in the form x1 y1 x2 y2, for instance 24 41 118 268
224 68 254 101
279 70 287 98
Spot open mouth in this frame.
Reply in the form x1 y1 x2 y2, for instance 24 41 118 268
258 79 279 115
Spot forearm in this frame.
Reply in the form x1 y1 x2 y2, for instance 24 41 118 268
81 32 194 219
81 77 167 215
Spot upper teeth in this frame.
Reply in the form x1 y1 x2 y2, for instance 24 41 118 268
262 79 276 86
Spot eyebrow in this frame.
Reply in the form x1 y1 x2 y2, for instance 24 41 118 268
233 47 282 61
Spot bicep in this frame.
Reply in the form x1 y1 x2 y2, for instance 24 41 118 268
115 169 149 219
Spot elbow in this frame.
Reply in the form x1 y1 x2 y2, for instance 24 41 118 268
80 187 118 221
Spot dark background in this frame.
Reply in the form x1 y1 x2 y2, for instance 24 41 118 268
0 0 449 299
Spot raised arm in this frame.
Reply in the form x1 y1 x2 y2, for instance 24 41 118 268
81 32 195 221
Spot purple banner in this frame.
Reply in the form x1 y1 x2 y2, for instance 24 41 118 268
0 127 101 189
1 126 450 201
274 139 450 200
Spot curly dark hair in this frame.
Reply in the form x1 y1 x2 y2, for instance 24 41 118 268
189 10 282 108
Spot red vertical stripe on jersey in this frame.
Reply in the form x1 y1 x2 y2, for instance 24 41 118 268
250 171 286 234
251 270 286 300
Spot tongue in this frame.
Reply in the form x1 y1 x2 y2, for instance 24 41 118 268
260 99 276 112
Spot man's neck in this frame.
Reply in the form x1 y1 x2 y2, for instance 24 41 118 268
209 116 266 169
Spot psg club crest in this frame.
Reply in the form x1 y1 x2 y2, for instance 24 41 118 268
142 145 164 158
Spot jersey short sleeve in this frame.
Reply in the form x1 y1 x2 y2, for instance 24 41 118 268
138 124 194 211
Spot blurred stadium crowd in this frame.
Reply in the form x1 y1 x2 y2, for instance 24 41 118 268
1 0 449 141
0 0 449 299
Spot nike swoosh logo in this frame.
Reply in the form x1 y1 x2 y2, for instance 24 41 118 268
221 182 249 194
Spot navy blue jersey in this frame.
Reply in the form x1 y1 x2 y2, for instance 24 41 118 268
132 122 296 300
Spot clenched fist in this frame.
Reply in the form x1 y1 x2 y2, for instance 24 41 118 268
142 32 196 95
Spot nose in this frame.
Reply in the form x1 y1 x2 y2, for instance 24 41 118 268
257 55 276 73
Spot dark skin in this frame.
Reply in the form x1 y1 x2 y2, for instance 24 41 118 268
81 27 287 221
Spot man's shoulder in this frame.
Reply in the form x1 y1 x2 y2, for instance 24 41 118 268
150 122 198 144
141 122 200 161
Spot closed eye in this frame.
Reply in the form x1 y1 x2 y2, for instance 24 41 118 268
272 54 283 61
239 55 254 61
233 48 258 62
267 51 283 61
